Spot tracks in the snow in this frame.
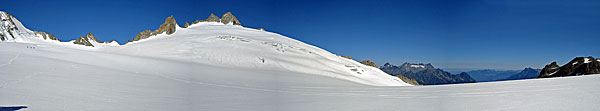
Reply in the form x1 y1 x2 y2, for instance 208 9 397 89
0 53 20 68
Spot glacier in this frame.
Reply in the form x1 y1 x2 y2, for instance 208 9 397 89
1 11 599 110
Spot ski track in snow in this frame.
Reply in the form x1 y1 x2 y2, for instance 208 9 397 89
0 53 20 68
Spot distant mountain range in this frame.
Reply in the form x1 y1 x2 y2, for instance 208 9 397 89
380 63 476 85
466 68 541 82
504 68 541 80
466 69 520 82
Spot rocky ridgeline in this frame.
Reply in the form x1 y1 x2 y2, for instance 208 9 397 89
127 12 242 44
72 33 116 47
1 11 243 47
539 56 600 78
128 16 177 43
33 31 61 42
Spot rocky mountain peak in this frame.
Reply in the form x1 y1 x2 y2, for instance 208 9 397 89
221 12 241 25
73 36 93 47
157 15 177 35
206 13 220 22
85 33 102 43
383 63 393 67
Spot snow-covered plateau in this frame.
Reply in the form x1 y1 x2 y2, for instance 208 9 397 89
1 13 599 110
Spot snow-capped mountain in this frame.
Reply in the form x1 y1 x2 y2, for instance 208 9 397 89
539 56 600 78
0 11 60 43
0 11 410 86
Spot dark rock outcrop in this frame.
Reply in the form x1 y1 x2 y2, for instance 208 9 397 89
380 63 476 85
360 60 377 68
539 56 600 78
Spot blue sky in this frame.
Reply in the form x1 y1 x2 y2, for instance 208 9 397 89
2 0 599 70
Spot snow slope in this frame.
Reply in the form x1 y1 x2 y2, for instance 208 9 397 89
1 12 410 86
102 22 409 86
0 42 599 110
1 15 599 110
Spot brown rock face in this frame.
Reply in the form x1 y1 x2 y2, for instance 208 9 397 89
73 36 93 47
156 16 177 35
129 16 178 43
188 12 242 27
33 31 61 42
360 60 378 68
86 33 103 43
206 13 220 22
341 56 352 60
47 33 60 41
127 12 243 44
221 12 241 25
397 75 420 85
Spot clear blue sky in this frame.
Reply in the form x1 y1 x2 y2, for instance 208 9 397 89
2 0 599 70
